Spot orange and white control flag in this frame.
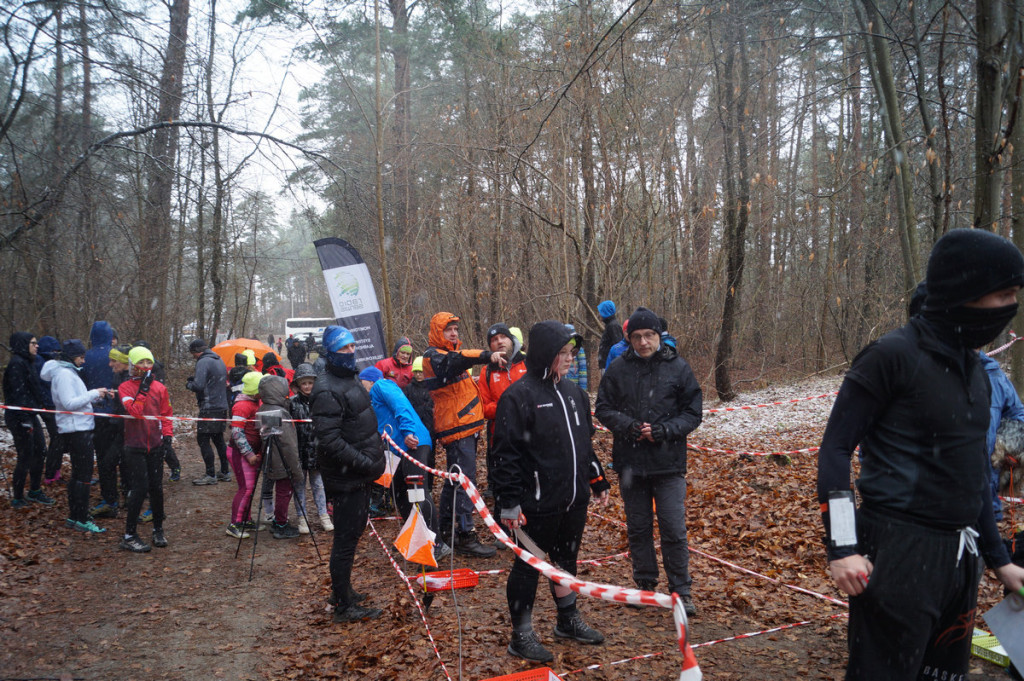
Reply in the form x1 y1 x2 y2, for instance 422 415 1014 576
374 450 401 488
393 505 437 567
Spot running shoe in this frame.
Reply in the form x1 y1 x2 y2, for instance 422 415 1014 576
26 489 56 506
119 534 151 552
226 523 251 539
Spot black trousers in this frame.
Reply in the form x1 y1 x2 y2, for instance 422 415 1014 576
197 431 228 477
506 502 588 628
65 431 95 523
9 415 45 498
40 413 66 480
330 485 369 610
96 423 125 506
124 446 165 536
845 507 982 681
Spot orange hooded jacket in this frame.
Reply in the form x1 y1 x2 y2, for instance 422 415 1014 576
421 312 493 445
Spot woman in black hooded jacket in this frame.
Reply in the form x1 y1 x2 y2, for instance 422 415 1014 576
491 320 611 663
3 332 54 507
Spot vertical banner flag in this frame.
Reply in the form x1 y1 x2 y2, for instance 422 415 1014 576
314 237 387 369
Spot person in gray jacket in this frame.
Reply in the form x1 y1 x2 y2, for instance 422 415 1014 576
187 338 231 485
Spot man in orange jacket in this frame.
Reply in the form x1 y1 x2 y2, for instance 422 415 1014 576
422 312 506 557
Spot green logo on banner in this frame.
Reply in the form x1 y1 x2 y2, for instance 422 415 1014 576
333 271 359 297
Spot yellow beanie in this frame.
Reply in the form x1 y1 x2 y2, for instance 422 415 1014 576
412 356 424 372
243 349 257 366
128 347 155 365
242 370 262 396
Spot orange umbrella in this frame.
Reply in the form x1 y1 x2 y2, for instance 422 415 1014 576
211 338 275 368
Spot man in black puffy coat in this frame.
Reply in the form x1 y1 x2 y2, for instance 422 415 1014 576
312 325 386 623
595 307 702 617
492 320 611 663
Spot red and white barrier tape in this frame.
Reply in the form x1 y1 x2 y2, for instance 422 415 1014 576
688 443 820 457
1002 496 1023 505
0 403 312 424
988 331 1021 356
586 511 848 608
560 613 849 676
365 518 453 681
381 432 703 680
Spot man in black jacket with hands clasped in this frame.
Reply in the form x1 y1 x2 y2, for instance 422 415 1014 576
595 307 703 617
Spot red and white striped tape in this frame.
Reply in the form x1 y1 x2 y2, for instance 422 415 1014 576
380 432 703 680
365 518 453 681
688 443 820 457
0 402 311 424
988 331 1021 356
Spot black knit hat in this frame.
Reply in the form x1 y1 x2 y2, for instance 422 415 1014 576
189 338 208 353
487 323 513 344
627 307 662 336
923 228 1024 311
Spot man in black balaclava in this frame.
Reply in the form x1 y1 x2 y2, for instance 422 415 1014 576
817 228 1024 680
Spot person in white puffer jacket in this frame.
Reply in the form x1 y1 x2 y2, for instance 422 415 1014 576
40 339 112 534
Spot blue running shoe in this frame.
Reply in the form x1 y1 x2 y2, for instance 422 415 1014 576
138 509 154 523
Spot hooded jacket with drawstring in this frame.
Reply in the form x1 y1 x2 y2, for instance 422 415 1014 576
256 375 303 483
82 322 116 414
491 320 609 518
3 332 46 426
421 312 495 445
375 336 414 388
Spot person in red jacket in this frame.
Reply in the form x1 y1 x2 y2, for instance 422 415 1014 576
375 336 414 388
118 346 174 553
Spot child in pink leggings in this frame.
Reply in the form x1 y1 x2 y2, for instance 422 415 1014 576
226 371 261 539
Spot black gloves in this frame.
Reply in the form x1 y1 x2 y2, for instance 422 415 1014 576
186 376 195 391
139 371 154 394
162 435 173 448
630 420 644 440
649 423 667 443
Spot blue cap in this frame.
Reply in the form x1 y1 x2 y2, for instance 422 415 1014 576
323 325 355 353
358 366 383 382
598 300 616 318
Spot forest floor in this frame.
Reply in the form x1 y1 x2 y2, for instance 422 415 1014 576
0 372 1019 681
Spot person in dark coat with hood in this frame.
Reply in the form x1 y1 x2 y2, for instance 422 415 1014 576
83 322 120 492
35 335 68 484
817 229 1024 680
257 374 304 538
187 338 231 485
312 325 386 623
597 300 623 369
492 320 611 663
3 332 55 508
595 307 703 617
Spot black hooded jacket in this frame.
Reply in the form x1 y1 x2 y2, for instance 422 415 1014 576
3 332 45 425
595 341 703 477
311 358 385 494
491 320 609 517
598 316 623 367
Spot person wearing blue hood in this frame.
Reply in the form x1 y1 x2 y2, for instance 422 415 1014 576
35 336 68 484
312 326 386 622
40 340 112 533
597 300 623 369
4 332 55 508
82 322 119 490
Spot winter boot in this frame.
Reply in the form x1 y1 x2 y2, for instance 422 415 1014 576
554 610 605 644
507 631 553 663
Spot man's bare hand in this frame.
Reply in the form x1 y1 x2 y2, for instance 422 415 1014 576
593 489 610 506
829 554 873 596
489 351 507 368
404 434 419 449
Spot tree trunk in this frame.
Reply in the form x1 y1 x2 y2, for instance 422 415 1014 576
974 0 1007 231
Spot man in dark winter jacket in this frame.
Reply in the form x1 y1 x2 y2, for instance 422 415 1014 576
83 322 120 494
287 336 307 369
3 332 55 508
818 229 1024 680
312 325 386 623
597 300 623 369
492 320 611 662
187 338 231 485
595 307 702 617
